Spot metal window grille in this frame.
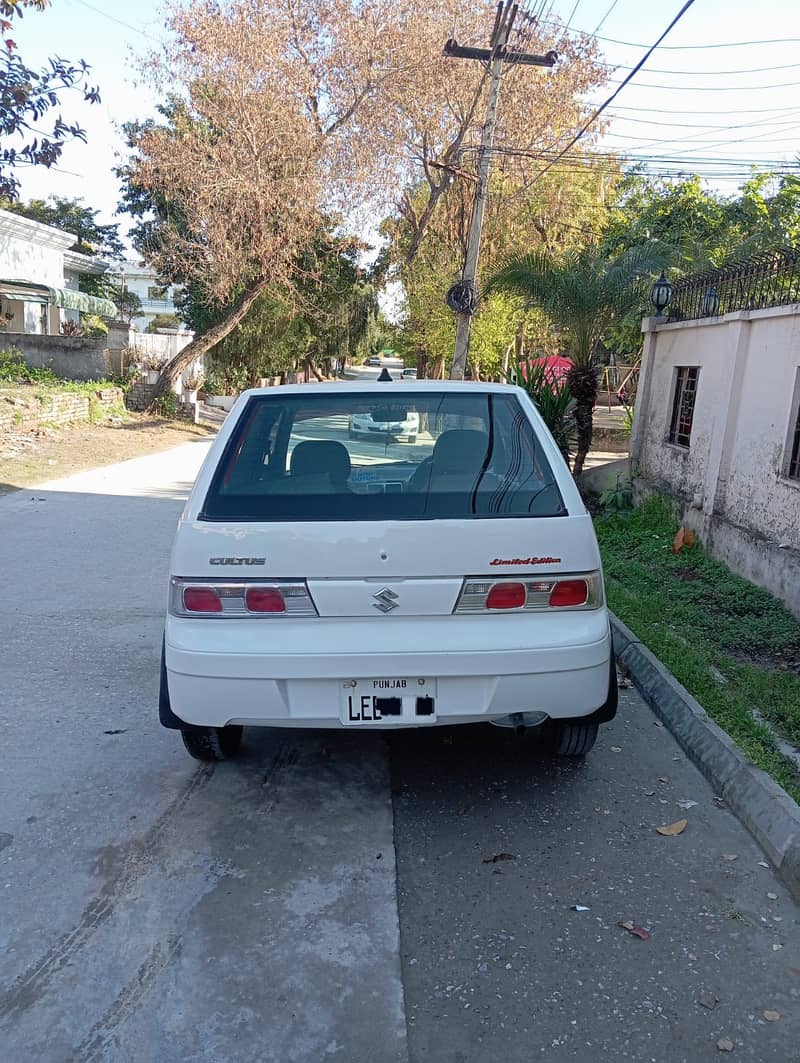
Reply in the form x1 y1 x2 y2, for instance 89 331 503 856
668 367 699 448
788 388 800 480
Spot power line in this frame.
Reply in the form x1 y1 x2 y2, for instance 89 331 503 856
530 0 698 186
70 0 160 41
601 75 800 92
541 19 800 51
592 0 621 35
607 102 800 116
604 109 800 127
599 59 800 76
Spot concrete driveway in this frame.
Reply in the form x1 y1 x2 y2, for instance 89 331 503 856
0 443 798 1063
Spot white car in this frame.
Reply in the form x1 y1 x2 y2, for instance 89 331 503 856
348 408 419 443
160 381 617 761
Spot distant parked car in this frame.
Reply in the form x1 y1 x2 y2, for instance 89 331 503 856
160 380 616 762
401 367 417 379
365 356 382 367
348 408 419 443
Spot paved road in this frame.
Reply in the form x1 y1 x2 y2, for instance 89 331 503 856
1 443 798 1063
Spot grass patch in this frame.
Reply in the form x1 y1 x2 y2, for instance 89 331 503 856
596 495 800 804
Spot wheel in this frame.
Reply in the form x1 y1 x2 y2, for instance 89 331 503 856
180 724 243 761
547 721 599 756
406 435 417 444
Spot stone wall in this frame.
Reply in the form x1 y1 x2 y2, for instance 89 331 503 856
0 387 124 434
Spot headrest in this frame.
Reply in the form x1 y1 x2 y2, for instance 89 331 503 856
290 440 351 483
432 429 490 473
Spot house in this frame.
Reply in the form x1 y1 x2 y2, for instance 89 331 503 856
630 249 800 616
0 208 116 334
113 261 184 332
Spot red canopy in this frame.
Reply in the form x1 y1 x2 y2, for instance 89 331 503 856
519 356 572 382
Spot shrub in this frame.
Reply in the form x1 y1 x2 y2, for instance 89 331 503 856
506 356 576 462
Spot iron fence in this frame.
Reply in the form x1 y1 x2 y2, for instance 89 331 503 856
666 247 800 323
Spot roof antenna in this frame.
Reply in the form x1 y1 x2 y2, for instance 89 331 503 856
377 367 393 381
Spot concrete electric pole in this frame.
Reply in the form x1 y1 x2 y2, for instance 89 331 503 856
443 2 557 380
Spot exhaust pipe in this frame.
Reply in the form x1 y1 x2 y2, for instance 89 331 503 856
511 712 526 737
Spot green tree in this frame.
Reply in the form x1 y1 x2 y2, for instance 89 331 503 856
385 159 620 378
487 242 667 476
1 1 100 200
112 287 143 325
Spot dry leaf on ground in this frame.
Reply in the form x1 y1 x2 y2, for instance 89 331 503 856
672 527 686 553
617 920 650 940
716 1037 735 1052
656 818 688 836
763 1010 780 1022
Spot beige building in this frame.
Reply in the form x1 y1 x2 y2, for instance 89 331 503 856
631 297 800 616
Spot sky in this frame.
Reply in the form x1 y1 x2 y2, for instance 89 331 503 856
10 0 800 248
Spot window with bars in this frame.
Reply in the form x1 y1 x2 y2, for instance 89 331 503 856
668 367 699 448
786 371 800 480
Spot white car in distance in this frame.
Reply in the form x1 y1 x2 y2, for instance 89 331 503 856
160 381 617 761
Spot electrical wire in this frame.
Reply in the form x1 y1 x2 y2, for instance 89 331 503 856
530 0 698 186
592 0 621 35
540 18 800 51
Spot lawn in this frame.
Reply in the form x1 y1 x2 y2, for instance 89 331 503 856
596 495 800 804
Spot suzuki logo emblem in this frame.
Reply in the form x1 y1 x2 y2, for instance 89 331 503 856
372 588 399 614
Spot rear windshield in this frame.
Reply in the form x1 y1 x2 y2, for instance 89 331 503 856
201 390 566 521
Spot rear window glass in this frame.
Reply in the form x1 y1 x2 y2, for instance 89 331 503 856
201 390 566 521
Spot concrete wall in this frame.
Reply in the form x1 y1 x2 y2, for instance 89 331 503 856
2 331 110 381
632 304 800 616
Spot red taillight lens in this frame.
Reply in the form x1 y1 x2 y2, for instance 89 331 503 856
245 587 286 613
183 587 223 613
486 582 527 609
549 579 589 607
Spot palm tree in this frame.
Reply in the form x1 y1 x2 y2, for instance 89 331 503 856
486 243 667 476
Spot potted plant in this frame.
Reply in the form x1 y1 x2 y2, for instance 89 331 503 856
141 353 165 384
182 373 203 404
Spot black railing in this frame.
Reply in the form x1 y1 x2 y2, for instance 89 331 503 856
666 247 800 323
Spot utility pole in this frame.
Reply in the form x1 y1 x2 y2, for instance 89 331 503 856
443 2 557 380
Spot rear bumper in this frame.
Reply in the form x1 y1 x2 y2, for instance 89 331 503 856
164 615 614 729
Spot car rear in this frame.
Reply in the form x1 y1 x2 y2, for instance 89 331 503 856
163 382 614 746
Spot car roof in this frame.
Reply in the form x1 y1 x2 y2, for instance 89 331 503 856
238 380 524 399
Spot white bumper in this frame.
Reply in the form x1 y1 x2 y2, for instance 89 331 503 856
165 612 613 729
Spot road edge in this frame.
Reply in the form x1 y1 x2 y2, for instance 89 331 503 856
610 612 800 901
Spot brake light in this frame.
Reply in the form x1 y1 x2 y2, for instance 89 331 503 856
183 587 223 613
486 582 526 609
549 579 589 607
169 578 316 618
455 572 602 613
245 587 286 613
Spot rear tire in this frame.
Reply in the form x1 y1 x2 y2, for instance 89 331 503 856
547 721 599 756
180 725 243 761
406 435 417 444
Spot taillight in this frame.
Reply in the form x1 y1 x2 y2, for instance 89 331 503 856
169 579 316 618
549 579 588 607
245 587 286 613
486 582 526 609
183 587 223 613
455 573 602 613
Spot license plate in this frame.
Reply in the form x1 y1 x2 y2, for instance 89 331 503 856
340 678 436 724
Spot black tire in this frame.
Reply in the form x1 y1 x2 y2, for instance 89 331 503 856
406 435 417 444
180 724 243 761
548 721 599 756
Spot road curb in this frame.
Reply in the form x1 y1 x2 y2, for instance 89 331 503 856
610 612 800 901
